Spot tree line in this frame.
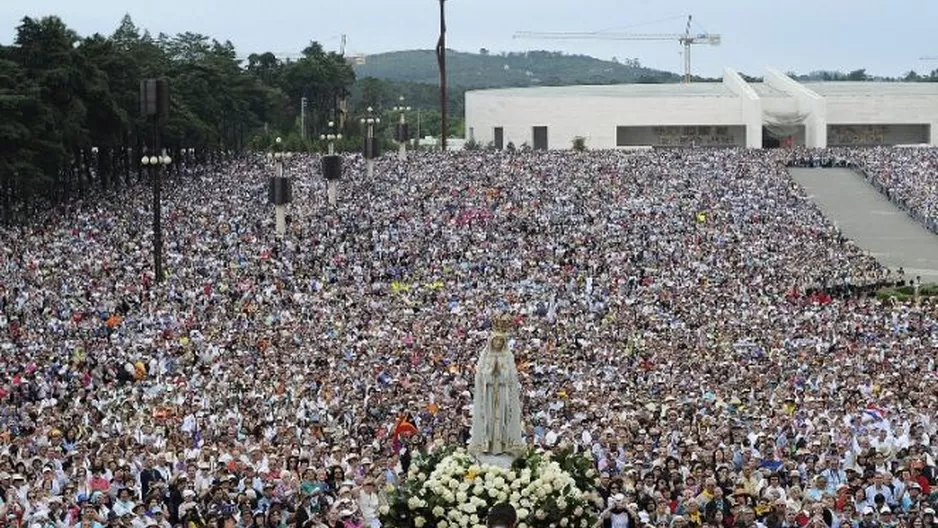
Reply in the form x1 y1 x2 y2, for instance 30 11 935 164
0 14 359 223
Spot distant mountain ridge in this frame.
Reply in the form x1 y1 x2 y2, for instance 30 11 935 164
352 49 680 88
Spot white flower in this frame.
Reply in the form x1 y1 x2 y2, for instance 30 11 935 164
408 497 422 510
574 506 584 516
536 510 546 520
443 491 456 503
418 473 427 481
470 514 479 525
488 488 500 498
497 492 508 502
560 519 569 527
520 499 532 508
580 521 589 528
556 498 567 510
507 471 517 480
493 477 506 489
516 509 530 520
415 517 427 528
459 481 471 492
542 483 554 495
433 507 446 517
518 524 528 528
456 491 468 503
468 465 481 474
510 492 521 503
438 522 448 528
485 472 495 482
474 477 484 487
379 505 390 515
459 516 470 528
473 485 485 496
586 469 596 477
450 478 460 489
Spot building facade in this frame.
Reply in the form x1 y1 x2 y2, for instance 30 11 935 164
464 69 938 150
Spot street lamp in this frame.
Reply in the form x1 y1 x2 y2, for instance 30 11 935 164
267 136 293 237
360 106 380 178
392 96 412 161
90 146 99 180
320 121 343 206
140 151 171 281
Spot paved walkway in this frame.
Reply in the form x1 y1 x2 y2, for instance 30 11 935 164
789 168 938 283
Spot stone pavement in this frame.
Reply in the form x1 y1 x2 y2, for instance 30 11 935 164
790 167 938 283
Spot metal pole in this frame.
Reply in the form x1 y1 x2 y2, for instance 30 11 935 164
301 97 307 140
437 0 448 151
328 135 337 206
366 122 375 179
152 119 163 283
399 110 407 161
276 159 286 236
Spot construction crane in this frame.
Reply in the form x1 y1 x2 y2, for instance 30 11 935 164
514 15 720 83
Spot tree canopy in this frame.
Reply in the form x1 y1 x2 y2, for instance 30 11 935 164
0 14 356 222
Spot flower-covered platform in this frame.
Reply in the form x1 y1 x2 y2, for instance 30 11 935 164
380 447 602 528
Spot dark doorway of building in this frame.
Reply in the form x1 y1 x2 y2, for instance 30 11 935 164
493 127 504 150
763 127 781 148
533 126 548 150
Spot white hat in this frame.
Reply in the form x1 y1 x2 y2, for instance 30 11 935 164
862 507 875 515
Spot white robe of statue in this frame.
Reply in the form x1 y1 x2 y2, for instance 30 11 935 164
468 331 525 456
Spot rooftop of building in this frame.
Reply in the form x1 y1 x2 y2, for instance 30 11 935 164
803 81 938 97
467 82 737 98
467 77 938 100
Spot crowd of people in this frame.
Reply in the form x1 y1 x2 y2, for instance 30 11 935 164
0 147 935 528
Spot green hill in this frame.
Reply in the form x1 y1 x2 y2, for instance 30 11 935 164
353 49 680 88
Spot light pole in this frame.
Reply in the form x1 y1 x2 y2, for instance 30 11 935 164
266 137 293 237
90 146 99 183
320 121 343 206
141 151 171 282
139 77 169 282
360 107 380 179
301 97 308 140
392 96 412 161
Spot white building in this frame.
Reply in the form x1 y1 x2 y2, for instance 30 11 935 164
464 68 938 150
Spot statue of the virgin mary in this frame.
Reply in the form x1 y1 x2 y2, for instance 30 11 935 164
468 316 525 457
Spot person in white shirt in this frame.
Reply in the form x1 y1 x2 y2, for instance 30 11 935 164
864 473 895 505
357 478 382 528
111 488 135 517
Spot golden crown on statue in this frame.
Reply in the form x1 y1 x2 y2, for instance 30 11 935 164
493 315 513 334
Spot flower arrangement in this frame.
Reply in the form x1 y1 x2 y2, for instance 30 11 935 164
380 447 599 528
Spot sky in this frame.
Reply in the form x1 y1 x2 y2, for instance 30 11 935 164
1 0 937 78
